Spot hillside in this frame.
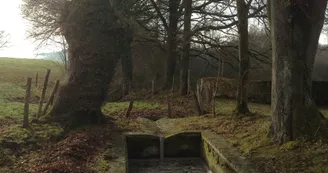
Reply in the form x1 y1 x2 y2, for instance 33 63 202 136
0 57 64 85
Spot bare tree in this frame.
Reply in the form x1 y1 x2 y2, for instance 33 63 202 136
235 0 252 114
57 36 68 72
0 31 10 49
180 0 192 95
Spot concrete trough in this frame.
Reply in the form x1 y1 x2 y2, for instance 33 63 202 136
124 132 259 173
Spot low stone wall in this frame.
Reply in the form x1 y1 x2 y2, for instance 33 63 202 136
201 131 259 173
198 77 328 106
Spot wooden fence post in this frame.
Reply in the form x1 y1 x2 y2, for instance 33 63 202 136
43 80 60 115
167 96 172 117
171 75 175 93
122 84 125 97
37 69 51 118
197 79 204 115
23 78 32 128
128 83 131 94
35 72 38 87
187 69 191 94
125 100 134 118
152 80 155 96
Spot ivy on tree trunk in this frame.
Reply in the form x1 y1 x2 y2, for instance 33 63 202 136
50 0 125 127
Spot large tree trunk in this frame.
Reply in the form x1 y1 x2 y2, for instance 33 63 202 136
270 0 328 143
180 0 192 95
121 28 133 95
235 0 250 114
163 0 180 90
50 0 124 127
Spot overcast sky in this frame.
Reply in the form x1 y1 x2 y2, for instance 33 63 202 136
0 0 36 58
0 1 327 59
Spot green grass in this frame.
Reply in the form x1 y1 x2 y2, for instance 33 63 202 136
0 58 64 120
0 58 64 85
102 101 165 114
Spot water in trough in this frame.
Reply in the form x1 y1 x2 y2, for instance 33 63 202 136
128 158 211 173
126 133 212 173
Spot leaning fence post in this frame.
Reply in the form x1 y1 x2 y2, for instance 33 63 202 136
35 72 38 87
43 80 60 115
125 100 134 118
23 78 32 128
37 69 51 118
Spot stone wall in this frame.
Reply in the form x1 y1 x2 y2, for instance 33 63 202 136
198 77 328 106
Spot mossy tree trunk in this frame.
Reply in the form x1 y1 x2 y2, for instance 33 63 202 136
235 0 250 114
270 0 328 143
180 0 192 96
163 0 180 90
50 0 124 127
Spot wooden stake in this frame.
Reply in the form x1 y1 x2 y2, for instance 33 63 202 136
128 83 131 94
168 96 172 117
43 80 60 115
187 69 191 94
37 69 51 118
171 75 175 93
191 87 202 116
212 96 216 116
152 80 155 96
35 72 38 87
23 78 32 128
125 100 134 118
122 84 125 97
198 79 204 114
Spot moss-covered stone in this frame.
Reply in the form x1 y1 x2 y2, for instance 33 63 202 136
164 132 202 158
126 134 160 159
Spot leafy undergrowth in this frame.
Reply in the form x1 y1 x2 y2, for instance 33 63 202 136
0 121 64 172
17 121 119 173
24 132 98 173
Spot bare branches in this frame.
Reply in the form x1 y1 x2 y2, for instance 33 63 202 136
0 31 10 49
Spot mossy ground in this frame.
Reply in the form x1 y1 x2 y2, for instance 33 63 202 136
1 57 328 172
102 96 328 173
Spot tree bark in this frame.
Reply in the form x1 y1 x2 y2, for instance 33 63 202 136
50 0 123 127
180 0 192 96
163 0 180 90
121 28 133 95
270 0 328 143
235 0 250 114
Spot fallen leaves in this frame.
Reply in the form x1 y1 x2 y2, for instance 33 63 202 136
24 132 100 173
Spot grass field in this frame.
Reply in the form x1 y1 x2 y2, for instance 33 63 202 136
0 58 64 121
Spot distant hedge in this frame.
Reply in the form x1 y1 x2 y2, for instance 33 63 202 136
199 77 328 106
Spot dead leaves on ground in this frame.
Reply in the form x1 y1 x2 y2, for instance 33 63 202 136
24 131 103 173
